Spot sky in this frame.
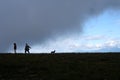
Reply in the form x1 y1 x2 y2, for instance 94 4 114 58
0 0 120 53
30 10 120 53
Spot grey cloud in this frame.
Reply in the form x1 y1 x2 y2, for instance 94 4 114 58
0 0 120 52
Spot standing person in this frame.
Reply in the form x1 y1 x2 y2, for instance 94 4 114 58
13 43 17 54
25 43 31 54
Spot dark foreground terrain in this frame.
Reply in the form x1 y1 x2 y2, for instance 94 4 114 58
0 53 120 80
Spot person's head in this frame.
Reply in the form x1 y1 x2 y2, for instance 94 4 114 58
14 43 16 45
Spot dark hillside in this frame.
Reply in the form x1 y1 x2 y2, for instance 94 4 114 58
0 53 120 80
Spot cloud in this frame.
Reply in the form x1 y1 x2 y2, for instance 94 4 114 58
97 47 120 52
1 0 120 52
81 35 107 40
24 35 120 53
103 40 120 48
82 39 120 52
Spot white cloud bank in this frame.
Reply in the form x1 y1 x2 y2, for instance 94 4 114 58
28 35 120 53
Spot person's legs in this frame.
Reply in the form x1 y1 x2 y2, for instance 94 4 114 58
25 50 30 54
14 49 16 54
28 50 30 54
25 50 27 54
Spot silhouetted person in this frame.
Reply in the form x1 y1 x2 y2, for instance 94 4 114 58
25 43 31 54
13 43 17 54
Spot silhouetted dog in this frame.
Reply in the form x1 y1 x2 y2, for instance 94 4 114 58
51 50 55 54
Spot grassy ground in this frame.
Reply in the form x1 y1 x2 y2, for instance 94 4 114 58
0 53 120 80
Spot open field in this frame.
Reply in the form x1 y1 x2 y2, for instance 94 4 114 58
0 53 120 80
